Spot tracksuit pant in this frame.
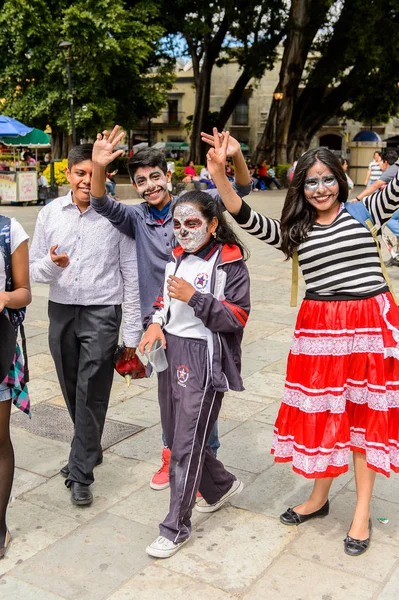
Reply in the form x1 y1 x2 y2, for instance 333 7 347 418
158 332 236 543
48 301 121 486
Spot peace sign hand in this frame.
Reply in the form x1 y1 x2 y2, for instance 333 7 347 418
92 125 125 168
201 129 240 157
206 128 230 179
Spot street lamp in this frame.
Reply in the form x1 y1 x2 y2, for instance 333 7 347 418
273 90 284 167
59 41 77 147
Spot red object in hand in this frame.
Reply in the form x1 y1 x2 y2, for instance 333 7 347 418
115 354 146 386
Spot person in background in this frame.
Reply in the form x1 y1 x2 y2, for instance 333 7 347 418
267 166 282 190
356 149 398 201
364 150 382 187
199 165 215 189
340 158 354 190
256 160 273 190
105 169 118 199
184 161 196 178
37 171 49 206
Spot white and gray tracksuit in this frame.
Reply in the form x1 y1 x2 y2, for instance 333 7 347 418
145 241 251 543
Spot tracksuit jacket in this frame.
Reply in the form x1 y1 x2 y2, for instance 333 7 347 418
144 242 251 392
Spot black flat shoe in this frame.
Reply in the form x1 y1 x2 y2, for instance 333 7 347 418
280 499 329 525
344 519 372 556
70 482 93 506
60 456 103 478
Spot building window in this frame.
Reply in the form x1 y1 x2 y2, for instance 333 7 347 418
168 100 179 125
233 97 249 126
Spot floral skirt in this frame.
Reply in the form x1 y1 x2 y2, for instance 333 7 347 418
271 293 399 478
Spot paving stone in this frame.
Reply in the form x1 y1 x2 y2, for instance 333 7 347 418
109 423 164 465
10 513 154 600
288 489 399 583
28 353 56 377
215 420 275 475
106 395 162 427
0 498 79 576
22 454 152 524
11 468 47 499
0 577 65 599
108 380 150 407
242 320 285 346
233 463 353 518
347 471 399 506
165 507 296 593
252 399 281 425
107 564 235 600
25 377 62 406
378 564 399 599
241 371 285 401
219 394 266 422
242 553 380 599
25 319 49 330
11 428 70 477
262 358 287 375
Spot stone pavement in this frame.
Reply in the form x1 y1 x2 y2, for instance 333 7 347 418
1 191 399 599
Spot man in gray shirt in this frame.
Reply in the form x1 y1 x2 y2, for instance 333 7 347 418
356 149 399 201
30 144 141 506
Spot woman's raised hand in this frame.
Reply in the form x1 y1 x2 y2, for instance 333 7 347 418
206 128 230 179
201 128 240 157
92 125 125 168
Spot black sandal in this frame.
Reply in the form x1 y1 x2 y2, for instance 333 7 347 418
344 519 372 556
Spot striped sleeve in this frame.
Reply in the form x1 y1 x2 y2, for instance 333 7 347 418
363 164 399 229
232 199 282 248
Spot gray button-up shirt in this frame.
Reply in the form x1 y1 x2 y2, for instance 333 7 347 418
30 192 142 346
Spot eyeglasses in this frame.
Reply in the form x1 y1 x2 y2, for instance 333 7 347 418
304 175 337 191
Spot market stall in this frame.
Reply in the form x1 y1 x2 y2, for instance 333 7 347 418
0 121 50 205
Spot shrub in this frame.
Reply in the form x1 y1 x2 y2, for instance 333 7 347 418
42 160 68 185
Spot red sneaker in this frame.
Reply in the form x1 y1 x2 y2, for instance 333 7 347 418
150 447 171 490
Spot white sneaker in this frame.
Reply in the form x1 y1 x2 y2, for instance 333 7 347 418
195 479 244 513
145 535 190 558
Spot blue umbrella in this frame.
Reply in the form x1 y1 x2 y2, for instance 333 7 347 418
0 115 33 137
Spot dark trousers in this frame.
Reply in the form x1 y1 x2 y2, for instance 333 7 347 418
48 301 121 486
158 333 235 543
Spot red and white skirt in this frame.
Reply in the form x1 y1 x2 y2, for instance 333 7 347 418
271 292 399 478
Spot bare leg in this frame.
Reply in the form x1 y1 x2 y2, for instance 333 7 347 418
0 400 13 549
294 477 333 514
348 451 375 539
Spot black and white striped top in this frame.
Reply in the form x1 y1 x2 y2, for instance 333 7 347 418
233 169 399 300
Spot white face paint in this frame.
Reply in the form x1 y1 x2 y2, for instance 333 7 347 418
173 204 210 253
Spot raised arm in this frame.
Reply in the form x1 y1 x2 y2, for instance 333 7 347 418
201 129 251 188
206 130 245 215
90 126 137 238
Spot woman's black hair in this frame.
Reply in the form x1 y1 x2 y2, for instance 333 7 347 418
173 190 249 260
280 147 348 259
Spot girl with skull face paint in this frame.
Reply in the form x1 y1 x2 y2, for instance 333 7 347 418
205 130 399 558
139 191 250 558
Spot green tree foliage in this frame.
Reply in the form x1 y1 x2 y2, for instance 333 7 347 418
0 0 175 156
256 0 399 163
162 0 286 163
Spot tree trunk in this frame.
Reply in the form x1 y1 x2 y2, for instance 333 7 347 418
254 0 332 165
215 70 252 131
189 57 213 164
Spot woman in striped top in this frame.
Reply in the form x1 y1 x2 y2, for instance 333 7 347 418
205 129 399 557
